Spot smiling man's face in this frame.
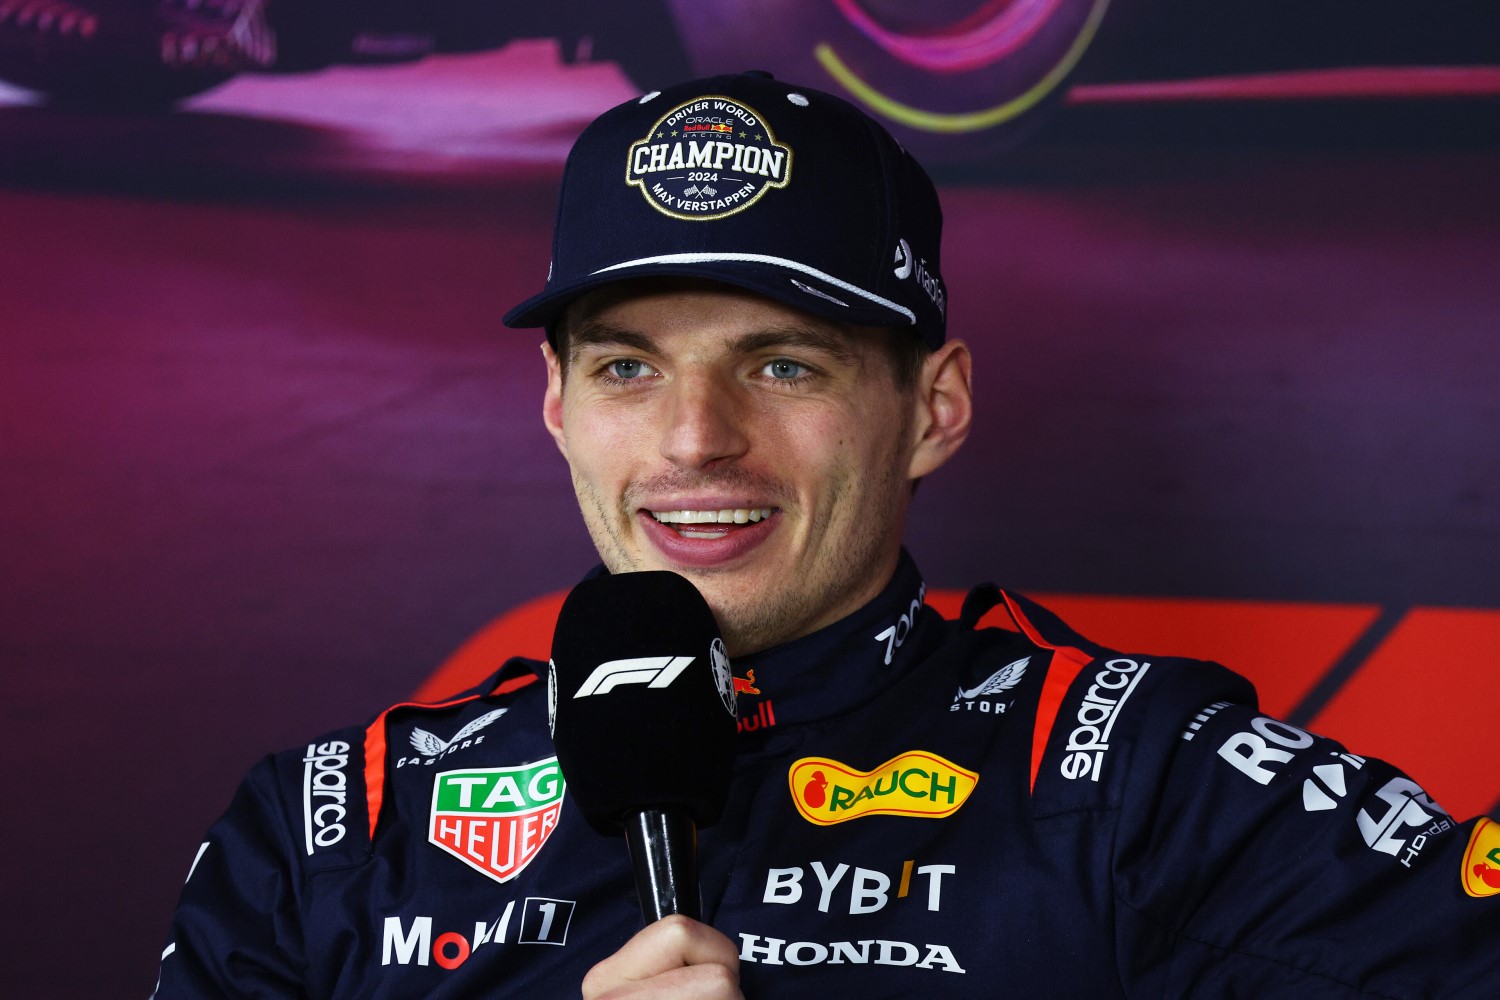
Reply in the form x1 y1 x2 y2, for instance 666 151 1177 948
542 281 968 656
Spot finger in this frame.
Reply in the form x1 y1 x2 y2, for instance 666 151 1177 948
582 916 740 998
584 962 741 1000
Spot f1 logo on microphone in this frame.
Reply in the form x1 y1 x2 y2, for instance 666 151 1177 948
574 657 696 697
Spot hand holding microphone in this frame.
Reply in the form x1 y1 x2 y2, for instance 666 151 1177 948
548 570 739 923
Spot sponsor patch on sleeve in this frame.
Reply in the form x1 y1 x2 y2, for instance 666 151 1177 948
1461 817 1500 898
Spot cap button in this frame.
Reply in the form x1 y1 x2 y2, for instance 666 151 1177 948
742 70 775 80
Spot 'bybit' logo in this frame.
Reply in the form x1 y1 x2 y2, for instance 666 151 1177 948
789 751 978 826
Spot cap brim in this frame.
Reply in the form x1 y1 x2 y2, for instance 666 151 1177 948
502 254 921 341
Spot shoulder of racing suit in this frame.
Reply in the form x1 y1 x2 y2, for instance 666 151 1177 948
269 657 546 876
956 582 1257 818
964 583 1499 998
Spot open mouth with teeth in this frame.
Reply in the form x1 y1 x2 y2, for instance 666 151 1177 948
649 508 776 538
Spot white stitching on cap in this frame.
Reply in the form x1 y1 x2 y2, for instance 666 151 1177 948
787 93 809 106
639 91 661 104
790 279 848 308
589 252 916 323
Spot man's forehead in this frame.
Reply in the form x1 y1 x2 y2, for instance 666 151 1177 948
566 319 865 364
565 275 815 325
559 279 875 359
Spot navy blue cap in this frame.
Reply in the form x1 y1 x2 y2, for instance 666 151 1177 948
503 71 947 348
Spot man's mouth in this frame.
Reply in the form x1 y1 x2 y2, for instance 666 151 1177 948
648 508 775 538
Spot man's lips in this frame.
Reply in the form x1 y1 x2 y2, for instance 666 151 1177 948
636 506 781 568
648 507 775 531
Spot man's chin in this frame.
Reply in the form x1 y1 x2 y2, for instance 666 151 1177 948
694 582 809 657
606 531 803 647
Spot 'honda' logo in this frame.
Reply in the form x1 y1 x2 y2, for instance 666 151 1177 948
573 656 696 697
1357 777 1446 858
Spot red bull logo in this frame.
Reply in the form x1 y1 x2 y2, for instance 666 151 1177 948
733 670 776 733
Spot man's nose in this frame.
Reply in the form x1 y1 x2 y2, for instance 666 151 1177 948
659 375 750 470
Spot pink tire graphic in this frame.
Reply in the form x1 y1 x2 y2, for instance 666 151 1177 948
665 0 1110 163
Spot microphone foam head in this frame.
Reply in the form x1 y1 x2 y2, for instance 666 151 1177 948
548 571 737 834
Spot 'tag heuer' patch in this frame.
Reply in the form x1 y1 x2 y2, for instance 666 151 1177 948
1461 817 1500 898
429 758 565 884
626 95 792 220
790 751 978 826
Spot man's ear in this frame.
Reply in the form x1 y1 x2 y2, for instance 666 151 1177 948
541 341 569 461
908 339 973 481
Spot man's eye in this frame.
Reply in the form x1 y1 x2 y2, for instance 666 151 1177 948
763 359 809 380
606 359 651 380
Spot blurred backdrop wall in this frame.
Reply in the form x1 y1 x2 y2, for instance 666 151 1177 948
1 2 1497 995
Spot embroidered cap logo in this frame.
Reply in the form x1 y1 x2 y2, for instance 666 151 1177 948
626 95 793 221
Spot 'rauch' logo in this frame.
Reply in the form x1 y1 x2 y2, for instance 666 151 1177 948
429 759 565 884
626 95 792 220
789 751 978 826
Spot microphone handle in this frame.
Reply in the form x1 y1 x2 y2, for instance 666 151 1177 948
623 807 701 922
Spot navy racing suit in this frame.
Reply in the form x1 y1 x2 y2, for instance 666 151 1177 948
153 554 1500 997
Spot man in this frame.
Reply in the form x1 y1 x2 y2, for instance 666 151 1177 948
153 71 1499 998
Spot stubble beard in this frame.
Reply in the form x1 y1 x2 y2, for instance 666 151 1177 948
717 462 909 656
569 443 911 658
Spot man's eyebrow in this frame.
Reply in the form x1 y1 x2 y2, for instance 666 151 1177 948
730 326 862 365
564 320 864 367
564 322 659 365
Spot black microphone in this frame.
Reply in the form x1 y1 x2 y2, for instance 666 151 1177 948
548 571 738 923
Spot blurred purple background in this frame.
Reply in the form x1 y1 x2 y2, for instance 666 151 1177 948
2 5 1499 995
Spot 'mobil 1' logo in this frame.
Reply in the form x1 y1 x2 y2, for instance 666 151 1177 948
789 751 978 826
626 95 792 221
